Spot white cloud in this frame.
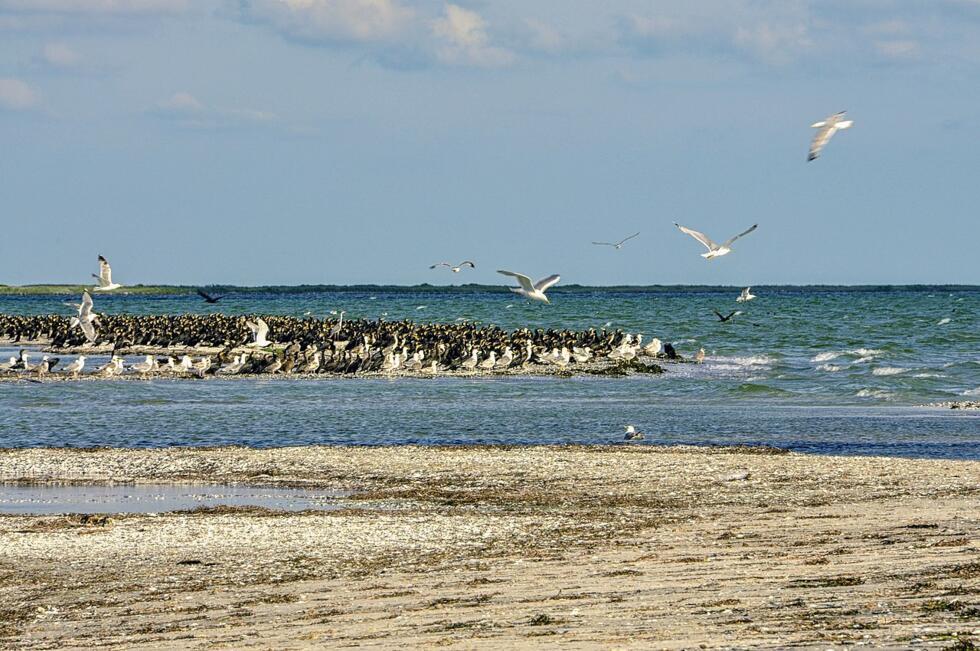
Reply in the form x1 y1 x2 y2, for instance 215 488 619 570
874 39 921 60
152 91 275 128
432 4 514 67
242 0 414 45
0 0 189 13
39 42 81 68
0 78 39 111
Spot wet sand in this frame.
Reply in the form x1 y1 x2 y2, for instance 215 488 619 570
1 445 978 649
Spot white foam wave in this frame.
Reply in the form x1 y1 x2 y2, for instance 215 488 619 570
811 351 841 362
937 317 951 326
856 388 894 399
962 387 980 396
872 367 908 376
851 348 883 357
912 373 945 378
817 364 846 372
715 355 776 367
853 356 874 364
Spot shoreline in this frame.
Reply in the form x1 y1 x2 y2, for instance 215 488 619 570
1 445 978 648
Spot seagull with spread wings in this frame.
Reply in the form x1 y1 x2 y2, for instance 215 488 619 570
67 291 99 343
674 223 757 259
92 255 122 291
808 111 853 161
736 287 756 303
245 317 271 347
497 270 560 304
430 261 476 273
592 232 640 250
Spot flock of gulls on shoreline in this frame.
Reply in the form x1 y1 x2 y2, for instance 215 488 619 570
2 112 853 411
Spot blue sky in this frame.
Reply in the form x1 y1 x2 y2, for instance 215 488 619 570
1 0 979 286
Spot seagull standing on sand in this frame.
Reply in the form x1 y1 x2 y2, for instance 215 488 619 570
808 111 853 161
674 223 757 260
737 287 756 303
246 317 271 347
430 261 476 273
92 255 122 291
592 232 640 250
497 270 560 304
63 356 86 377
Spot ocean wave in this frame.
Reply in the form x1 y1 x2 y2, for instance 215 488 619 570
856 388 894 400
853 356 874 364
872 367 908 376
811 351 841 362
851 348 883 357
713 355 777 367
937 317 951 326
912 373 945 378
963 387 980 396
817 364 846 372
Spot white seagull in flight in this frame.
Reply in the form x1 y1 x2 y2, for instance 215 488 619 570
67 291 99 343
497 270 560 304
246 317 271 347
592 232 640 250
430 261 476 273
92 255 122 291
674 223 757 260
808 111 853 161
737 287 756 303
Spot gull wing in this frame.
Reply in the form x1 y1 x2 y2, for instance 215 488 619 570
429 262 451 269
808 123 836 161
79 292 94 315
674 223 717 251
722 224 758 247
80 318 97 343
457 261 476 268
617 232 640 246
534 274 561 292
592 241 615 246
255 318 269 339
245 320 260 336
97 255 112 285
497 270 535 293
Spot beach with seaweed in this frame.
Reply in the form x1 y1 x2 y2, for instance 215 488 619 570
1 445 978 649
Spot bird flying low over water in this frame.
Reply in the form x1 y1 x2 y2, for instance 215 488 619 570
737 287 756 302
497 270 560 304
92 255 122 291
592 232 640 250
808 111 853 161
713 309 742 322
674 223 757 259
197 289 223 303
430 261 476 273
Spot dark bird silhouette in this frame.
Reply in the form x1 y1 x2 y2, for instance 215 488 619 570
196 289 223 304
713 309 740 322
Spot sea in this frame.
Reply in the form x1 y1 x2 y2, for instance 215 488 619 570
0 286 977 459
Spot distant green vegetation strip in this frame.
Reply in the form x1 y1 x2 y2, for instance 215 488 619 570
0 283 976 296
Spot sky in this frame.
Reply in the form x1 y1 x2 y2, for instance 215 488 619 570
1 0 979 287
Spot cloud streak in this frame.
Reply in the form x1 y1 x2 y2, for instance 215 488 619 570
0 78 39 111
151 91 275 129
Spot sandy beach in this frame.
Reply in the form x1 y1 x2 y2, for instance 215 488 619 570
0 445 978 649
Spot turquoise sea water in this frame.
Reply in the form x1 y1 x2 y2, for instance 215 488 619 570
1 287 977 458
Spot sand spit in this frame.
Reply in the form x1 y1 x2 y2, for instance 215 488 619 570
1 445 978 649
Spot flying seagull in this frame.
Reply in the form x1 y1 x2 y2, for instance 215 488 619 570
67 292 99 343
246 317 271 347
92 255 122 291
592 232 640 250
674 223 757 259
497 270 560 304
736 287 756 303
430 261 476 273
196 289 223 304
808 111 853 161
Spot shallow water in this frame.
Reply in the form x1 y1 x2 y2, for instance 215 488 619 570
0 287 977 458
0 483 349 515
